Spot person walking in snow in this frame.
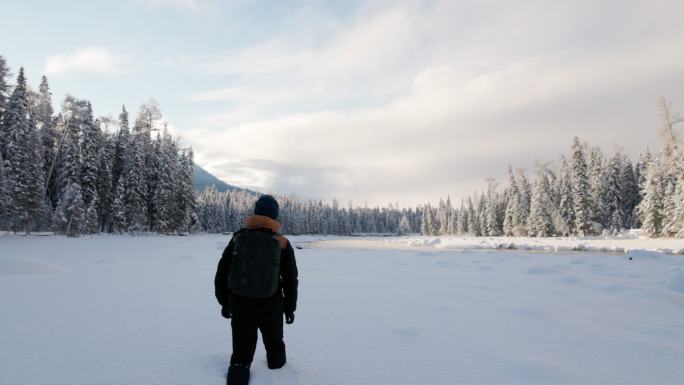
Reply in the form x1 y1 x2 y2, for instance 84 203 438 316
215 195 299 385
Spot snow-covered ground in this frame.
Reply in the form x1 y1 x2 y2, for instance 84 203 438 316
2 234 684 385
301 230 684 255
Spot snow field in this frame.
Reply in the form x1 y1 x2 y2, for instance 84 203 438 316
1 234 684 385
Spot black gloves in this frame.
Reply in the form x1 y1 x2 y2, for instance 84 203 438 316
285 311 295 324
222 306 232 319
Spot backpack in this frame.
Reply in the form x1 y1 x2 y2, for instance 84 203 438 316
229 230 282 298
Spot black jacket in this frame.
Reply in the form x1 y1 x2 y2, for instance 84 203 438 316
214 229 298 313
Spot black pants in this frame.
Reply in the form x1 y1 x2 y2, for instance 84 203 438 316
230 308 286 367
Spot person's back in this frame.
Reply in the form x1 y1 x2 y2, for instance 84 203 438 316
214 195 299 385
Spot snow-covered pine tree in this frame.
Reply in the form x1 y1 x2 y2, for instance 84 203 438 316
467 197 479 236
654 98 684 237
420 204 429 235
619 159 639 229
0 152 8 227
0 55 11 158
179 148 197 232
398 214 411 235
638 160 664 237
515 169 531 235
83 194 100 234
111 105 130 192
448 207 458 235
153 130 176 232
110 178 127 233
456 199 468 234
124 136 148 232
571 137 592 236
33 76 60 210
3 68 45 233
477 193 488 236
673 176 684 238
588 146 609 231
437 198 447 235
661 181 678 237
557 156 574 236
80 102 100 211
56 96 84 198
502 167 518 236
484 179 501 236
632 149 652 228
528 164 555 237
605 152 624 232
96 131 114 232
55 182 85 237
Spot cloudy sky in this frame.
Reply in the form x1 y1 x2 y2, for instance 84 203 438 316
3 0 684 206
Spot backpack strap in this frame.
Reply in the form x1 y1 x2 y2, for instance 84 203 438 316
236 227 287 249
275 234 288 250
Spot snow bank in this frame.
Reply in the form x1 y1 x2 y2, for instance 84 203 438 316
306 232 684 256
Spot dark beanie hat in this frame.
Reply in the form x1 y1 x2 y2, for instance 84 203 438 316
254 195 279 220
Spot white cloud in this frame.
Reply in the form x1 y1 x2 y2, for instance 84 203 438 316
44 48 127 75
182 0 684 206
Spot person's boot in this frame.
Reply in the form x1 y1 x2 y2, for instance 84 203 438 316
227 363 250 385
267 351 286 369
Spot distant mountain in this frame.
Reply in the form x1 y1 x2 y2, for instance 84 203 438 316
192 164 253 194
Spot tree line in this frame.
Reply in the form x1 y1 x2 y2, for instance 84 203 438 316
419 98 684 238
0 56 196 236
196 187 420 235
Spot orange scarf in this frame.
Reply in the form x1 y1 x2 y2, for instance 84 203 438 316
243 215 288 249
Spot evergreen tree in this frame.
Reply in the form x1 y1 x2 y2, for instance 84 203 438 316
619 159 639 228
83 195 100 234
55 182 85 237
456 200 468 234
673 177 684 238
467 197 479 236
153 132 175 232
3 68 45 233
638 160 664 237
0 55 12 158
420 204 431 235
477 193 488 236
110 178 127 233
56 96 84 198
80 102 100 209
605 152 624 232
528 165 555 237
96 135 113 231
177 148 197 232
588 146 609 230
557 156 574 236
112 105 130 191
398 214 411 235
0 152 8 226
516 169 531 235
571 137 591 235
125 138 148 232
502 167 518 236
485 180 501 236
35 76 60 208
